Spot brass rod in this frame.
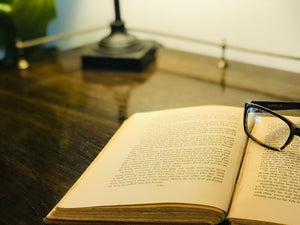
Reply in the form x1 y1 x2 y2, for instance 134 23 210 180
227 44 300 61
128 27 220 47
15 25 300 61
16 25 108 49
129 27 300 61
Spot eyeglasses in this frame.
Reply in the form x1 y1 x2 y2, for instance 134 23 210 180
244 101 300 151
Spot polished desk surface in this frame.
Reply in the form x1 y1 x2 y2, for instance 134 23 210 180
0 46 299 225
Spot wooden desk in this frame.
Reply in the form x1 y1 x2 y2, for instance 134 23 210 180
0 47 299 225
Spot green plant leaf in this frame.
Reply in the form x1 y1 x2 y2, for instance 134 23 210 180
11 0 56 41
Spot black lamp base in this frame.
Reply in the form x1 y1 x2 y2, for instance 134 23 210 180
82 39 157 71
82 0 157 71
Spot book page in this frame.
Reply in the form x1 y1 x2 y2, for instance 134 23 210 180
228 116 300 225
57 105 247 212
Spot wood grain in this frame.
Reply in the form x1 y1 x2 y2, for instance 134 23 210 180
0 46 299 225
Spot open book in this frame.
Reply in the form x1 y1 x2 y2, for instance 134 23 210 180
45 105 300 225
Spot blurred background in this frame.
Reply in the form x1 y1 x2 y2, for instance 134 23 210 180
1 0 299 73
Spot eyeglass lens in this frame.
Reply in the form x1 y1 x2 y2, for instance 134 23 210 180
246 107 291 150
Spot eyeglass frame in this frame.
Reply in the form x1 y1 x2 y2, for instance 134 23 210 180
243 101 300 151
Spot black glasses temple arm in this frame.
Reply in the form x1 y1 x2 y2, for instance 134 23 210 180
294 127 300 137
251 101 300 110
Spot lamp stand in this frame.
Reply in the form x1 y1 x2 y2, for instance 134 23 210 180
82 0 157 71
